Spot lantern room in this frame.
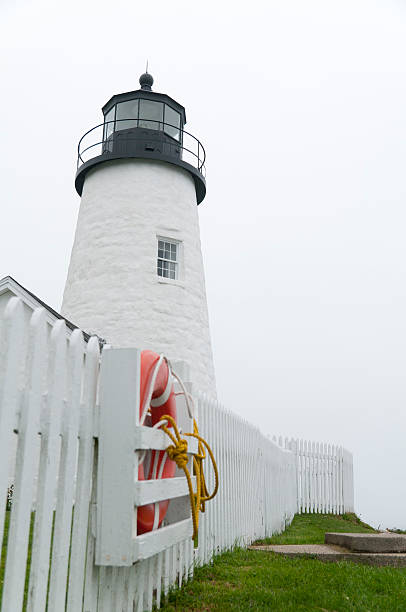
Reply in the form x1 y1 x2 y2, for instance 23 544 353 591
75 72 206 204
102 72 185 143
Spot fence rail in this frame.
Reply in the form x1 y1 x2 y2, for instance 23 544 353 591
0 298 354 611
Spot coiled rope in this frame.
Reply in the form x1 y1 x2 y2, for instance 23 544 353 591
158 413 219 546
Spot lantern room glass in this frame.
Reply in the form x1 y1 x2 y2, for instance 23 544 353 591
164 105 181 141
103 99 182 142
138 100 163 130
104 106 115 139
116 99 139 130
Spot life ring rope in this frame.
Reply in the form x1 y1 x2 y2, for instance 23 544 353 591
158 411 219 547
139 353 166 425
170 368 196 419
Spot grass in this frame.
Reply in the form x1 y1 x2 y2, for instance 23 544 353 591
254 512 377 545
0 510 9 608
2 511 405 611
0 510 34 610
160 514 406 612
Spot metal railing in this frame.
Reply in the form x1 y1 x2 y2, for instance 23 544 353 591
77 118 206 177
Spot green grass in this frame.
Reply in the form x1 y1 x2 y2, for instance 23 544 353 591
0 510 10 608
2 512 405 611
161 514 406 612
161 547 406 611
0 510 34 610
254 512 377 545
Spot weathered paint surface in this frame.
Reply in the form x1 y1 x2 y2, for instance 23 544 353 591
62 158 216 397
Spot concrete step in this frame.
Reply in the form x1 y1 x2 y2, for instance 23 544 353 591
249 543 406 567
325 532 406 553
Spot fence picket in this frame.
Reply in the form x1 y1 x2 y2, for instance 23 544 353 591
27 319 69 612
83 449 99 612
0 297 25 570
155 550 163 608
67 336 100 611
2 308 47 612
48 329 84 611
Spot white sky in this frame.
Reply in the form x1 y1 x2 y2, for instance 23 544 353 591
1 0 406 529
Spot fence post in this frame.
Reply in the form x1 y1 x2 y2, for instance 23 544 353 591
96 348 140 566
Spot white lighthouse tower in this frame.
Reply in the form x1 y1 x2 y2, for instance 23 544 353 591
62 72 216 396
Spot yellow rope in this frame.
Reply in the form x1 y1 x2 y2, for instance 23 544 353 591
158 414 219 546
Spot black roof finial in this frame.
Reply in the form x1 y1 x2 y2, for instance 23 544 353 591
139 68 153 91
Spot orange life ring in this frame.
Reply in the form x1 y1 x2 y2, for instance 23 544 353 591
137 350 177 534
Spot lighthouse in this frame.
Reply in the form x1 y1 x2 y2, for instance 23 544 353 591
61 72 216 396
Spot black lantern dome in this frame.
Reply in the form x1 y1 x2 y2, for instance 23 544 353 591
75 73 206 204
139 72 154 90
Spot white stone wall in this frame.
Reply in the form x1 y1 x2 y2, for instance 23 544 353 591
62 159 216 397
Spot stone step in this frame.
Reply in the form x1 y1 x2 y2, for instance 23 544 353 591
325 532 406 553
249 543 406 567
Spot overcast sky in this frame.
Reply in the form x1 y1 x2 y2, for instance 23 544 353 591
1 0 406 529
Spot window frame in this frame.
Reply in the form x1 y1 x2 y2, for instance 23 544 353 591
156 236 182 282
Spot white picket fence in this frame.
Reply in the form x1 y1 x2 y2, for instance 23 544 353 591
290 439 354 515
0 298 354 611
196 396 297 565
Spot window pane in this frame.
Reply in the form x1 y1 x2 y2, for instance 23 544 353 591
170 243 177 261
104 106 115 139
163 260 169 277
169 262 176 279
139 100 164 130
116 99 139 130
164 105 181 141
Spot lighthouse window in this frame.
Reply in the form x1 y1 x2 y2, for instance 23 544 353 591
139 100 164 131
116 99 139 130
164 106 181 141
157 239 178 280
104 106 116 139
